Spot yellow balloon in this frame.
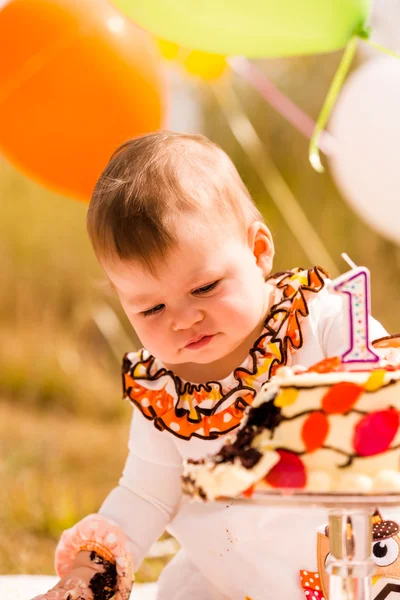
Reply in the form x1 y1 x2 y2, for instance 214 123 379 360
157 38 180 61
183 50 227 80
157 37 227 80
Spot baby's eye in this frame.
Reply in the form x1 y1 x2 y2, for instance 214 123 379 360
192 281 220 295
141 304 165 317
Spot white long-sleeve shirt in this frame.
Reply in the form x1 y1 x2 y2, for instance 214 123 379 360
99 279 388 600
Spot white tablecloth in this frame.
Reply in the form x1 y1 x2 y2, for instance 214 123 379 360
0 576 157 600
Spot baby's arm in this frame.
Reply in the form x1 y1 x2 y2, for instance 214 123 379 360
99 407 183 565
34 409 182 599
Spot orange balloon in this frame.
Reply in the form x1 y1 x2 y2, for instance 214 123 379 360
0 0 164 201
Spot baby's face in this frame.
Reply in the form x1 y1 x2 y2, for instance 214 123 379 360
103 220 271 367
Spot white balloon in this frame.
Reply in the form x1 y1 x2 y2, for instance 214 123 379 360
329 57 400 245
363 0 400 56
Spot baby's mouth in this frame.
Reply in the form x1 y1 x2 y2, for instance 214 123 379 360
185 334 215 350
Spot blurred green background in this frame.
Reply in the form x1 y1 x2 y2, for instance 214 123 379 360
1 50 399 580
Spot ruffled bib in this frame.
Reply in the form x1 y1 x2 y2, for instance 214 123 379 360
122 266 328 440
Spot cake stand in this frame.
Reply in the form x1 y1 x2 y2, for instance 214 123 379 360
230 490 400 600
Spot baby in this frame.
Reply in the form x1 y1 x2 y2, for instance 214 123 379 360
33 131 387 600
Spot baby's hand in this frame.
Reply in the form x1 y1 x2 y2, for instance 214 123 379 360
30 566 95 599
31 550 118 600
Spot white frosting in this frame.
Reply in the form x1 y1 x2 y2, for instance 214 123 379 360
184 451 279 501
335 473 374 493
260 363 400 391
373 470 400 492
252 429 282 451
306 471 332 492
252 381 279 408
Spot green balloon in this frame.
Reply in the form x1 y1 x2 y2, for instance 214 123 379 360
113 0 372 57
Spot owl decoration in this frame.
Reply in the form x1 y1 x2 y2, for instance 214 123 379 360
300 510 400 599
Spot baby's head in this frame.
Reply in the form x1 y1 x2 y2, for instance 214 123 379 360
87 131 274 368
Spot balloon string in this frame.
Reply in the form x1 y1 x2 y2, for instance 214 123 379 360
362 38 400 60
209 79 340 277
228 57 335 156
309 36 358 173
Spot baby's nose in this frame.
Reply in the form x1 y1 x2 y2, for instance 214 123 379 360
172 308 204 332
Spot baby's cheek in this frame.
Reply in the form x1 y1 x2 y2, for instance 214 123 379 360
214 308 254 341
216 295 260 323
138 324 176 360
128 319 155 348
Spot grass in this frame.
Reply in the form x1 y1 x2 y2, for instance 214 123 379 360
0 401 168 581
0 160 167 581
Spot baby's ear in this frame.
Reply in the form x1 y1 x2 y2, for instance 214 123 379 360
248 221 274 276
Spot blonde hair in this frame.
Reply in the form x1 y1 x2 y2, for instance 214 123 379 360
87 130 264 274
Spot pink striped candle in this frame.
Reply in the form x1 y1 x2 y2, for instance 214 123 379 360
332 257 380 367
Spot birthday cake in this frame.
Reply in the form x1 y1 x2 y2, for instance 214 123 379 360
183 336 400 500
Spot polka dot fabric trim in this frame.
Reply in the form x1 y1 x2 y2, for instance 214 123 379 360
300 570 326 600
304 591 325 600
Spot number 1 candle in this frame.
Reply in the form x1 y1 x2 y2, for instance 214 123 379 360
332 254 379 366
